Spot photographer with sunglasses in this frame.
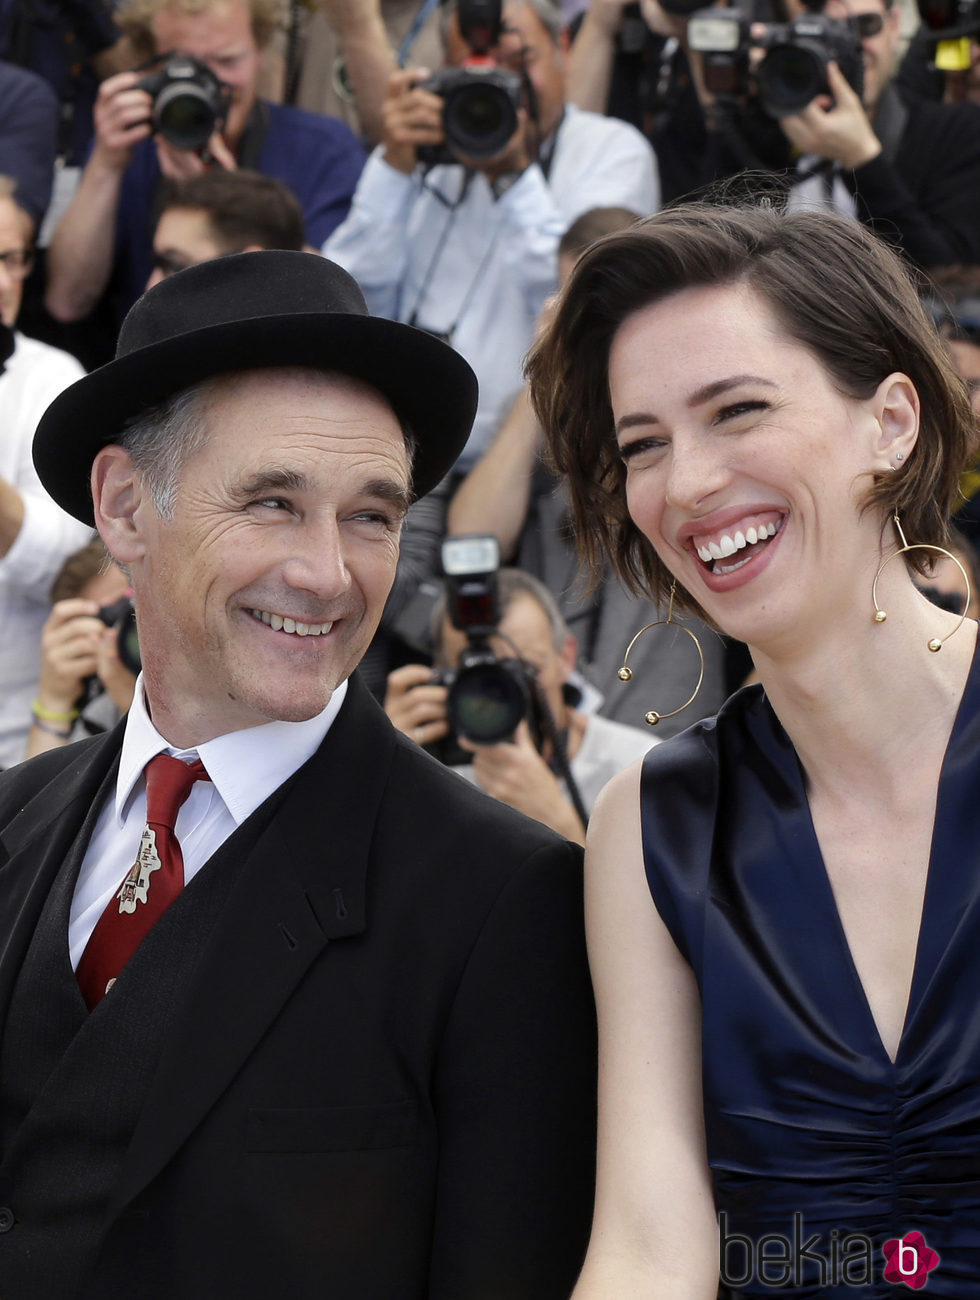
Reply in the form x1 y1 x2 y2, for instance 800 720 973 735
775 0 980 269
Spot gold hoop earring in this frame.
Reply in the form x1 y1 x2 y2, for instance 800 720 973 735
618 580 706 726
872 514 972 652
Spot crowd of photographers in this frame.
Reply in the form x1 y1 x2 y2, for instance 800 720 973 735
0 0 978 839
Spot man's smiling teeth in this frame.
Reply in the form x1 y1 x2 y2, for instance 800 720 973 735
696 521 778 563
250 609 333 636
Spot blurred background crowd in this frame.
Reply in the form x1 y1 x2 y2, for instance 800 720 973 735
1 0 979 842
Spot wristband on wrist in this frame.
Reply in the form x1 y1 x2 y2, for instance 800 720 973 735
31 698 80 724
30 714 73 739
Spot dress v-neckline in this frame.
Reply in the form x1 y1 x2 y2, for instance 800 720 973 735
772 625 980 1069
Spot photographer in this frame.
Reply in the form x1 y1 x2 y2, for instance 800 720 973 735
569 0 980 268
384 568 655 844
44 0 366 329
777 0 980 268
24 539 137 761
567 0 792 203
447 206 729 731
325 0 658 473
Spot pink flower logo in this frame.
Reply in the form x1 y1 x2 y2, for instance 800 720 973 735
882 1233 940 1289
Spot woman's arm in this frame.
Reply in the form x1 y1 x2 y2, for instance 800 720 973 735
573 760 719 1298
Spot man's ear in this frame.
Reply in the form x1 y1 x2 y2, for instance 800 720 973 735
869 371 919 474
91 445 149 563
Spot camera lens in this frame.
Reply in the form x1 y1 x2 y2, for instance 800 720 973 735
98 597 141 676
154 83 218 150
116 610 141 677
448 661 527 744
444 83 519 157
758 42 825 114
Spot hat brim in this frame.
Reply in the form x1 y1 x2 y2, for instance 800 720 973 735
33 312 478 525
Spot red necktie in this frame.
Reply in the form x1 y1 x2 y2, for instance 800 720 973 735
77 754 211 1010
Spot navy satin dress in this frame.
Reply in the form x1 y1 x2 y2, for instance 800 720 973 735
641 645 980 1297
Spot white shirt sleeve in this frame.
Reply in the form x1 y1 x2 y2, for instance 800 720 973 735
323 150 423 320
0 336 93 598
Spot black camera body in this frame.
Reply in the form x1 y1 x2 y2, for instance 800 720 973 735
418 0 523 165
433 651 537 749
437 536 539 747
688 8 864 117
96 596 141 677
757 12 864 116
137 52 232 151
419 63 523 164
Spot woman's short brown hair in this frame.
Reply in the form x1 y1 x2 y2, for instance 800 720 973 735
526 201 977 611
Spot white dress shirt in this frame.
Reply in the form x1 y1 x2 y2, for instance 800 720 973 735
67 677 348 969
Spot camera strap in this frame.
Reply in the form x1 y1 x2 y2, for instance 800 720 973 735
531 679 590 830
398 0 444 67
407 172 503 344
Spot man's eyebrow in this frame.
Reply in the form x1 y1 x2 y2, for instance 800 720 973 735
361 478 413 517
235 469 412 516
236 468 310 498
614 374 778 438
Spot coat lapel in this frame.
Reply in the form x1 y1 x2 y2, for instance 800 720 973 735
108 676 399 1217
0 729 123 1030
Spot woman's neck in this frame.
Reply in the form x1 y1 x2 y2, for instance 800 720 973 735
752 588 977 805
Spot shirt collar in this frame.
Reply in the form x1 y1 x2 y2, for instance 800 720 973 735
113 676 348 827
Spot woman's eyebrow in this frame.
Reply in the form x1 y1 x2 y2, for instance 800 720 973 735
615 375 778 438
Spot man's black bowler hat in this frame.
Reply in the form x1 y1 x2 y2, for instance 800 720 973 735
33 250 479 525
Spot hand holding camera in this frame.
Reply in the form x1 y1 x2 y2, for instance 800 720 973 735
36 597 138 725
384 662 452 746
141 52 235 176
382 65 529 176
462 719 585 841
383 0 533 176
381 67 447 174
93 53 234 178
778 59 882 167
92 70 157 172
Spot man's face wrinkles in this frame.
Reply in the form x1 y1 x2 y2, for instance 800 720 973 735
131 369 410 746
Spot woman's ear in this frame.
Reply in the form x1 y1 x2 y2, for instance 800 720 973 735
869 372 919 473
91 445 147 564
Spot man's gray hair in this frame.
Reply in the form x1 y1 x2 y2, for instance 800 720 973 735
441 0 563 47
119 371 419 518
119 378 215 519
